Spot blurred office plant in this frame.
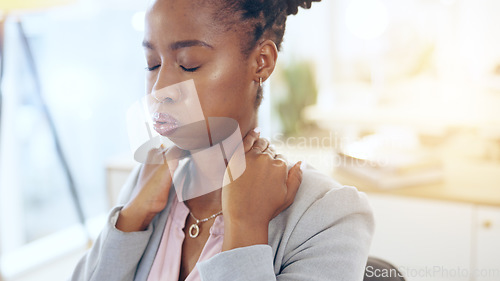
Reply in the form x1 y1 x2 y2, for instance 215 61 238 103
273 60 317 136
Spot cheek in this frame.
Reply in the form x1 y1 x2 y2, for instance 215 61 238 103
198 62 253 117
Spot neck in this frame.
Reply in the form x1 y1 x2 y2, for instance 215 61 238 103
184 120 257 218
185 188 222 219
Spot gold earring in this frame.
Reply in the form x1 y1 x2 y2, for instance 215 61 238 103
259 77 263 87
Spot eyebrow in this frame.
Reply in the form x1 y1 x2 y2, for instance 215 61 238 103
142 39 213 51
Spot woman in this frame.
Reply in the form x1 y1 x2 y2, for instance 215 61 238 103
71 0 374 280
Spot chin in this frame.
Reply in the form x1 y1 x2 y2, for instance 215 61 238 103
162 117 241 151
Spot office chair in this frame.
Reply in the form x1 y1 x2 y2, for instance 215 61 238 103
364 256 406 281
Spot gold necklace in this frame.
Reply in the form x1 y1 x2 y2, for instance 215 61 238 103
188 210 223 238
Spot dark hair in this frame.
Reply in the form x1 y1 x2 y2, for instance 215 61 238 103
211 0 321 54
207 0 320 107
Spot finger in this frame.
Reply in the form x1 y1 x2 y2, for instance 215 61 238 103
262 144 277 159
223 136 249 186
242 128 261 153
271 161 303 218
145 147 166 165
144 144 185 165
284 161 303 205
163 145 188 162
274 154 288 165
262 149 275 159
251 137 270 154
138 160 170 186
223 149 246 186
267 144 277 154
163 145 189 177
144 145 185 177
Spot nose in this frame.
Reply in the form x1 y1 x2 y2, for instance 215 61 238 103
151 66 182 103
152 86 181 104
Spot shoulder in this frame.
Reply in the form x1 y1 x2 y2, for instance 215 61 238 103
267 165 374 276
290 165 373 220
270 165 374 244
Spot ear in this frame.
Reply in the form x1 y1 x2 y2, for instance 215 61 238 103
251 40 278 84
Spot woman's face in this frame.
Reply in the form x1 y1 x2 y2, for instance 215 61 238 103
144 0 259 149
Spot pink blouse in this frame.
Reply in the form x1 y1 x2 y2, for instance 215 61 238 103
146 198 225 281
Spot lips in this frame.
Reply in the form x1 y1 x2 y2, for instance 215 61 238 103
152 112 179 136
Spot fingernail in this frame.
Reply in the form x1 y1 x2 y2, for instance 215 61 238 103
300 161 307 171
253 127 261 134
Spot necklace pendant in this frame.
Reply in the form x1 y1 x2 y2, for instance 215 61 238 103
189 223 200 238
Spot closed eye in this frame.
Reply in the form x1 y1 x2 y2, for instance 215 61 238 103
180 65 200 72
145 65 160 71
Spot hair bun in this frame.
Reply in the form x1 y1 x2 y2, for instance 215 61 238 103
285 0 321 15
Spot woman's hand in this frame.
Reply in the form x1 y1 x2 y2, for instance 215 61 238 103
116 146 183 232
221 129 303 250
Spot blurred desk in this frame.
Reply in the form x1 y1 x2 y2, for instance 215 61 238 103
332 154 500 280
333 159 500 207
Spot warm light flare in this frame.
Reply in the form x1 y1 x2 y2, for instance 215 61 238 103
0 0 76 12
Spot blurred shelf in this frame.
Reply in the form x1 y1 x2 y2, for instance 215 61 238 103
333 159 500 207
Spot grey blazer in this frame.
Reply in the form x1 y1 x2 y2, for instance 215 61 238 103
71 165 374 281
